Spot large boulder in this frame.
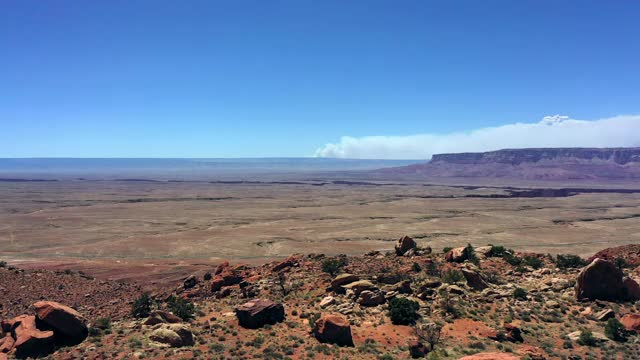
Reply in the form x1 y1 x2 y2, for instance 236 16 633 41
183 275 198 289
575 258 624 301
357 290 386 306
330 274 359 290
9 315 55 359
149 324 194 347
445 247 467 263
33 301 88 345
621 314 640 332
235 299 285 329
312 314 354 346
0 334 15 354
342 280 377 296
622 277 640 301
142 311 182 326
395 235 417 256
461 266 488 291
211 268 243 292
272 256 298 272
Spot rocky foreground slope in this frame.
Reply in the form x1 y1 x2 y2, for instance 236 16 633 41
2 239 640 359
378 148 640 180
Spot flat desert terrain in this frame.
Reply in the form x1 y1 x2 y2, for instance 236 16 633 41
2 178 639 281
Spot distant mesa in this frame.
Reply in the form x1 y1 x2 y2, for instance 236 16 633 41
377 147 640 180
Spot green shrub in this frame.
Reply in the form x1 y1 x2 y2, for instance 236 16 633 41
412 262 422 272
463 243 479 264
388 297 420 325
503 253 521 266
615 257 628 269
487 245 510 257
555 254 586 269
131 293 153 319
513 287 528 300
166 295 195 321
442 247 453 254
0 261 6 268
577 329 597 347
321 257 347 277
441 269 464 284
604 318 627 342
522 256 543 269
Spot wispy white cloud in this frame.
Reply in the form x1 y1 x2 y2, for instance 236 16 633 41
314 115 640 159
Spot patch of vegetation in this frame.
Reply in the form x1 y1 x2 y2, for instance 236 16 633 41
0 261 6 268
486 244 512 258
463 243 479 264
442 247 453 254
522 255 543 269
166 295 195 321
131 293 153 319
321 256 348 277
604 318 627 342
388 297 420 325
577 329 597 347
441 269 464 284
513 287 528 300
555 254 586 269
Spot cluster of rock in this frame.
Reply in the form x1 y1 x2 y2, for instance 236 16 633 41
0 301 87 359
575 258 640 301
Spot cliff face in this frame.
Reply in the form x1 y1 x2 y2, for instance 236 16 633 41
431 148 640 166
378 147 640 181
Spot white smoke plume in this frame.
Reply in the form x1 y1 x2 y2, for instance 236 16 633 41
314 115 640 159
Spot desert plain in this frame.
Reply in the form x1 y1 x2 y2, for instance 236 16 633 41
2 178 639 282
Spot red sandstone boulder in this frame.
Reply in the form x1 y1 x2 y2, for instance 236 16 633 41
9 315 55 359
621 314 640 332
575 258 624 301
235 299 285 329
395 235 417 256
622 277 640 301
0 333 15 354
215 261 230 275
445 247 467 262
142 310 182 326
211 268 243 292
312 314 353 346
33 301 88 345
272 256 299 272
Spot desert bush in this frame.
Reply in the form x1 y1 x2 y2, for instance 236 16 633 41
415 322 443 351
463 243 479 264
522 256 543 269
555 254 586 269
442 247 453 254
426 261 441 277
577 329 597 346
131 293 153 318
388 297 420 325
487 245 512 258
441 269 464 284
615 257 628 269
503 253 521 266
321 256 347 277
412 262 422 272
0 261 6 268
166 295 195 321
513 287 528 300
203 272 212 281
604 318 627 342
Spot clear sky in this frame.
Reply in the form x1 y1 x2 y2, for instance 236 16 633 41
2 1 639 158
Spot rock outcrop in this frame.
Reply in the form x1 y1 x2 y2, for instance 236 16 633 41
149 324 194 347
33 301 88 345
621 314 640 332
235 299 285 329
312 314 354 346
395 235 417 256
575 258 625 301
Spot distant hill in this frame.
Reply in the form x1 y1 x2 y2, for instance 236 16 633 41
377 147 640 180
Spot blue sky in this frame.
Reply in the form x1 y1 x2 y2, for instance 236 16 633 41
2 1 639 158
